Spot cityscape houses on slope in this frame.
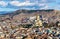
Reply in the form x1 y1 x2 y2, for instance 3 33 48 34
0 10 60 39
0 10 60 27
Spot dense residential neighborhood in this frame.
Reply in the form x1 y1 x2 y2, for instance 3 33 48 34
0 10 59 39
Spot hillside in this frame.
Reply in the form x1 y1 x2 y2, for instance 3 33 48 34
0 9 60 23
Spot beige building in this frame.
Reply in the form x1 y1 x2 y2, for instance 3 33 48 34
35 14 43 27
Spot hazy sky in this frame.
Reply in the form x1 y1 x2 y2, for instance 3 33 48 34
0 0 59 11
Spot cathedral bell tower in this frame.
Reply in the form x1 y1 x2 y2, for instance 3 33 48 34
34 14 43 27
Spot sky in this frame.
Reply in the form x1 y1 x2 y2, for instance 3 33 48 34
0 0 60 12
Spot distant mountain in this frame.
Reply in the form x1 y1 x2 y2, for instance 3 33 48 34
0 9 54 14
0 9 55 17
